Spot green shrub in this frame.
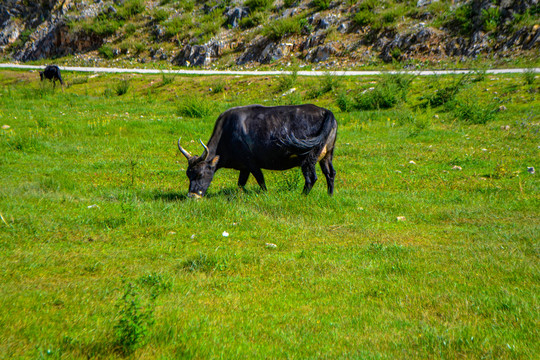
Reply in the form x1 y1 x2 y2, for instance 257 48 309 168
448 3 472 35
522 68 536 85
240 12 266 29
453 99 497 124
98 45 115 59
117 0 146 20
284 0 297 7
421 74 469 107
262 16 302 40
82 17 123 36
115 78 130 96
312 0 331 10
133 42 145 55
336 90 355 112
210 80 226 94
161 71 176 86
481 6 500 32
276 68 298 93
308 72 342 99
164 15 191 38
152 8 169 23
354 10 375 27
353 73 412 110
177 97 212 118
245 0 273 11
114 282 155 355
124 22 137 36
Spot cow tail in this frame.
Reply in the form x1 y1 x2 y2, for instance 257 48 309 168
280 110 336 153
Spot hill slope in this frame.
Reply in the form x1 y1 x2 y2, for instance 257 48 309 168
0 0 538 69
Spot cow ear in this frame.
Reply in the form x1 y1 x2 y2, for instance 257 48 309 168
209 156 220 167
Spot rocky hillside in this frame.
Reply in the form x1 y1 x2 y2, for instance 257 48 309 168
0 0 538 68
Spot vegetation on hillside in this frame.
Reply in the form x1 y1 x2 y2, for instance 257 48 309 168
1 0 538 68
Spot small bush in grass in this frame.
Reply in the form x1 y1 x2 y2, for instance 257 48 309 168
177 97 212 118
133 42 145 55
115 78 130 96
522 68 536 85
276 68 298 93
452 99 498 124
240 12 266 29
124 23 137 36
353 73 413 110
152 8 169 23
422 74 469 107
336 90 355 112
210 79 226 94
309 71 342 98
98 45 115 59
117 0 145 20
353 10 375 27
245 0 273 11
161 71 175 85
114 282 155 355
481 6 500 32
82 18 123 36
262 16 302 40
284 0 297 7
312 0 331 10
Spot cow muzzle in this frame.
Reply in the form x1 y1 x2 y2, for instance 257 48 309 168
187 192 203 199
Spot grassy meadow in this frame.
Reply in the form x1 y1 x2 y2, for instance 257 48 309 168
0 69 538 359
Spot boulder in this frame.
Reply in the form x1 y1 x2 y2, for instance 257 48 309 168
173 40 224 66
224 7 249 28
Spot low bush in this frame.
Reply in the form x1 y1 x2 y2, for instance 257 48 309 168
262 16 302 40
452 99 498 124
114 282 156 355
421 74 469 107
353 73 413 110
312 0 331 11
98 45 115 59
245 0 273 12
115 78 130 96
240 11 266 29
309 71 342 99
177 96 212 118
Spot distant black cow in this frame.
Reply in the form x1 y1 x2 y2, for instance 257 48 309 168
40 65 64 87
178 104 338 197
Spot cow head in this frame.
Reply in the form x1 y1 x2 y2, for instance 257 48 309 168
178 138 219 198
39 71 44 81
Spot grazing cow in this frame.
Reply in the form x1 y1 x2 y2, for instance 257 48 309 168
39 65 64 87
178 104 337 198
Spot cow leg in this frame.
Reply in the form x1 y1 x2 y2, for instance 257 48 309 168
250 168 267 191
301 162 317 195
319 157 336 196
238 170 250 187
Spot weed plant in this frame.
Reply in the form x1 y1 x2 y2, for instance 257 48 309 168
115 78 130 96
177 96 213 118
114 282 156 355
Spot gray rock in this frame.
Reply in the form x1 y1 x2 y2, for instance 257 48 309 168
174 40 224 66
224 7 249 28
305 43 337 63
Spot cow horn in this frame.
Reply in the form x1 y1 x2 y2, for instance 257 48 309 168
177 137 193 160
199 139 209 161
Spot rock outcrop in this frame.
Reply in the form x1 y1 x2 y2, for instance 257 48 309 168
0 0 538 66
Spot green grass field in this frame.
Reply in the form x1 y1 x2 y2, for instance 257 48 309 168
0 69 538 359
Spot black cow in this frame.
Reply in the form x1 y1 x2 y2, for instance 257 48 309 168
39 65 64 87
178 104 338 198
